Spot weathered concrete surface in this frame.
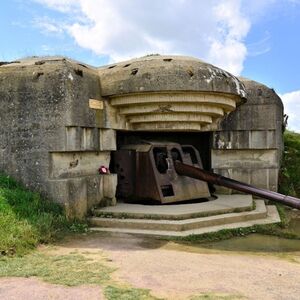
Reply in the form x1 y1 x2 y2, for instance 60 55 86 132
212 78 284 192
99 55 246 131
93 194 253 220
89 200 281 237
0 55 284 217
99 55 246 98
0 57 116 218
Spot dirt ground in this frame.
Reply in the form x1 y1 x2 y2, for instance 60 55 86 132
1 232 300 300
0 277 103 300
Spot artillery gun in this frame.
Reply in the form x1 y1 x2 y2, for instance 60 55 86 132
112 142 300 209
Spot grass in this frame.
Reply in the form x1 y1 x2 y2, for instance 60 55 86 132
279 130 300 197
190 293 245 300
104 285 161 300
0 249 160 299
172 221 300 244
0 173 87 256
0 252 113 286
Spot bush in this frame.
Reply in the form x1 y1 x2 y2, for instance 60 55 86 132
279 131 300 197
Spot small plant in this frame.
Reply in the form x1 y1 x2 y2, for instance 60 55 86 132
105 285 161 300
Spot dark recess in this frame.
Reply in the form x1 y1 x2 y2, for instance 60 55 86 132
116 131 212 171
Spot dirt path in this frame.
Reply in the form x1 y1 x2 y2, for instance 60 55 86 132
0 277 103 300
1 232 300 299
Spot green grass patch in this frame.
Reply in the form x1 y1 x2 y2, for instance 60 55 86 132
190 293 245 300
0 252 113 286
104 285 161 300
279 130 300 197
0 173 87 256
0 250 160 299
172 222 300 244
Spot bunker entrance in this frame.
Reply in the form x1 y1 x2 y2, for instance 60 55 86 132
110 131 213 204
116 131 212 171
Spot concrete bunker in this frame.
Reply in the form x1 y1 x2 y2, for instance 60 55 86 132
0 55 284 219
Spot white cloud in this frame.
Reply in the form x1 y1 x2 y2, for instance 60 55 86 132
33 17 65 35
208 0 250 74
281 90 300 132
33 0 79 12
32 0 272 75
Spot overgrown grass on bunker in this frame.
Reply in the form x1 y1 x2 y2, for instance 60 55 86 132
0 173 87 256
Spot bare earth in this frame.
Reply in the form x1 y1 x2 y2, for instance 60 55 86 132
0 277 103 300
1 232 300 300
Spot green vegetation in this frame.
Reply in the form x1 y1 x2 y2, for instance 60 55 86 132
0 252 113 286
190 293 245 300
279 130 300 197
173 222 300 244
0 250 159 299
104 285 161 300
0 173 87 256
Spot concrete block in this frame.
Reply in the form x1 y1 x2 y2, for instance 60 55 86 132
213 168 279 193
86 175 104 210
47 179 70 206
99 129 117 151
81 127 99 150
213 130 278 150
68 177 87 219
48 178 88 219
103 174 118 205
65 126 82 151
50 151 110 179
268 168 279 192
212 149 278 169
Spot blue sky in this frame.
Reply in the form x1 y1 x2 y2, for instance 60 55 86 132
1 0 300 130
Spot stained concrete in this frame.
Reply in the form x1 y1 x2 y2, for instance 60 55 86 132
0 55 284 218
93 194 253 220
89 202 280 237
212 78 284 193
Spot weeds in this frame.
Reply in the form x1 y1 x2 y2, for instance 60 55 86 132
0 252 113 286
104 285 161 300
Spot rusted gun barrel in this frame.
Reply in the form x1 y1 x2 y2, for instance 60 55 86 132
174 160 300 210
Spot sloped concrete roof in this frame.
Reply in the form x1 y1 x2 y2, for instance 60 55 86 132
98 55 247 99
239 77 283 108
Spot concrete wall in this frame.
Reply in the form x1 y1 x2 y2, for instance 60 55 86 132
0 57 117 218
212 78 284 192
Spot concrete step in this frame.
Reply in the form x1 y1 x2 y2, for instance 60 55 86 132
89 200 267 232
92 194 253 220
89 205 280 237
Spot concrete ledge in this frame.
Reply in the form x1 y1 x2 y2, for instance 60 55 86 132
89 205 280 237
89 200 267 232
93 194 253 220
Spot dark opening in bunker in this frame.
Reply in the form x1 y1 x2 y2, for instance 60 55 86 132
110 131 213 204
116 131 212 171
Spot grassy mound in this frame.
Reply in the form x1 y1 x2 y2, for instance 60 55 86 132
279 130 300 197
0 173 86 256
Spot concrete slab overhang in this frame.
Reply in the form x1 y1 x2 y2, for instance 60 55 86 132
98 55 247 131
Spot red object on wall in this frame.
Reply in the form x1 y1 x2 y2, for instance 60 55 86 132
99 166 110 174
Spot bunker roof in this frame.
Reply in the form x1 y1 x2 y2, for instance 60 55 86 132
98 55 247 100
239 77 283 108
